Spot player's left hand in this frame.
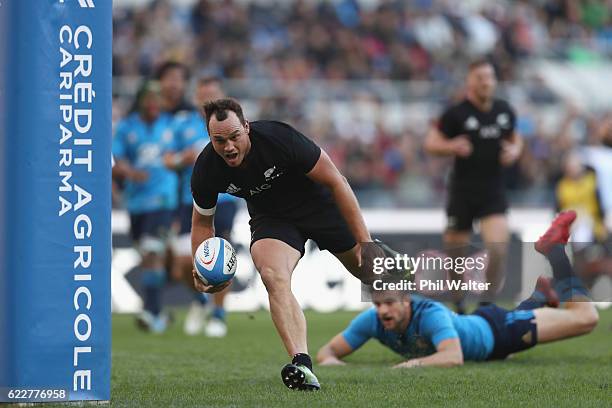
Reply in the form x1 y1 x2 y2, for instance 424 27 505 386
393 360 423 369
499 140 521 166
358 241 386 284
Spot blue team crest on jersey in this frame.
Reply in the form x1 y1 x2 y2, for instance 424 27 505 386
380 333 435 358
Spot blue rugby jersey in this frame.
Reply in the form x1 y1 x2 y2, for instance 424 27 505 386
342 295 494 361
112 112 178 214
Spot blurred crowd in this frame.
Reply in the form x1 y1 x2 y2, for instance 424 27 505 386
113 0 612 81
112 0 612 207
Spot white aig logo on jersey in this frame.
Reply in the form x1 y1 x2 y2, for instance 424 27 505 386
226 183 241 194
59 0 95 7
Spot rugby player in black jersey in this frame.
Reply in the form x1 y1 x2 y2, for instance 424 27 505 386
189 98 381 391
425 59 524 312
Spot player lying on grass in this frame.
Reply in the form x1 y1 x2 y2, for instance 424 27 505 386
317 211 599 368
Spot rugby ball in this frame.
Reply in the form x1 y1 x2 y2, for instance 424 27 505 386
194 237 237 286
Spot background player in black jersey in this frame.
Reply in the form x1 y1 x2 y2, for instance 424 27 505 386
424 59 524 312
189 98 379 391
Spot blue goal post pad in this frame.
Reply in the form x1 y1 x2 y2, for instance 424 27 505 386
1 0 111 403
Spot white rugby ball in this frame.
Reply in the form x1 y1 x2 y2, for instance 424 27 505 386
194 237 237 286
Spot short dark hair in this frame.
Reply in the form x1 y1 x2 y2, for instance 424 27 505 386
203 98 246 130
468 58 493 71
197 75 221 87
155 61 190 81
130 80 161 113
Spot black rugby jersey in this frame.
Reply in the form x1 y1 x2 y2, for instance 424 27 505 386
191 120 333 219
438 98 516 190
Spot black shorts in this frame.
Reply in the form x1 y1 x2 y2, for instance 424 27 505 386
249 202 356 256
473 304 538 360
130 209 174 242
177 201 238 236
446 186 507 232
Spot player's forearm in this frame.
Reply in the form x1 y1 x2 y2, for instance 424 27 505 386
424 138 455 156
316 344 341 363
191 220 215 259
404 350 464 368
112 160 136 180
508 132 524 152
331 177 371 242
424 135 457 156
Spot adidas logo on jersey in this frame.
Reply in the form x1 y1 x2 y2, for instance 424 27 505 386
226 183 241 194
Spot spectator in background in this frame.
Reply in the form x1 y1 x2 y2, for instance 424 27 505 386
555 151 611 285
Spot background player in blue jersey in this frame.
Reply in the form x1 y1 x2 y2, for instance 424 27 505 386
156 61 211 335
163 75 238 337
318 211 599 367
112 81 178 333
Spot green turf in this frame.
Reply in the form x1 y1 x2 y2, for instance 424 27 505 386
52 307 612 407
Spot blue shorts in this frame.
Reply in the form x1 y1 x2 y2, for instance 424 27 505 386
177 201 238 238
473 304 538 360
129 209 174 242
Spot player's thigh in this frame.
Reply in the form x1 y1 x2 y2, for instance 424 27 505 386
480 213 510 244
445 190 474 237
299 202 357 257
444 229 471 247
533 303 599 343
251 238 302 288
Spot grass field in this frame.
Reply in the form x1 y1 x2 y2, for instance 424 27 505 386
53 307 612 407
